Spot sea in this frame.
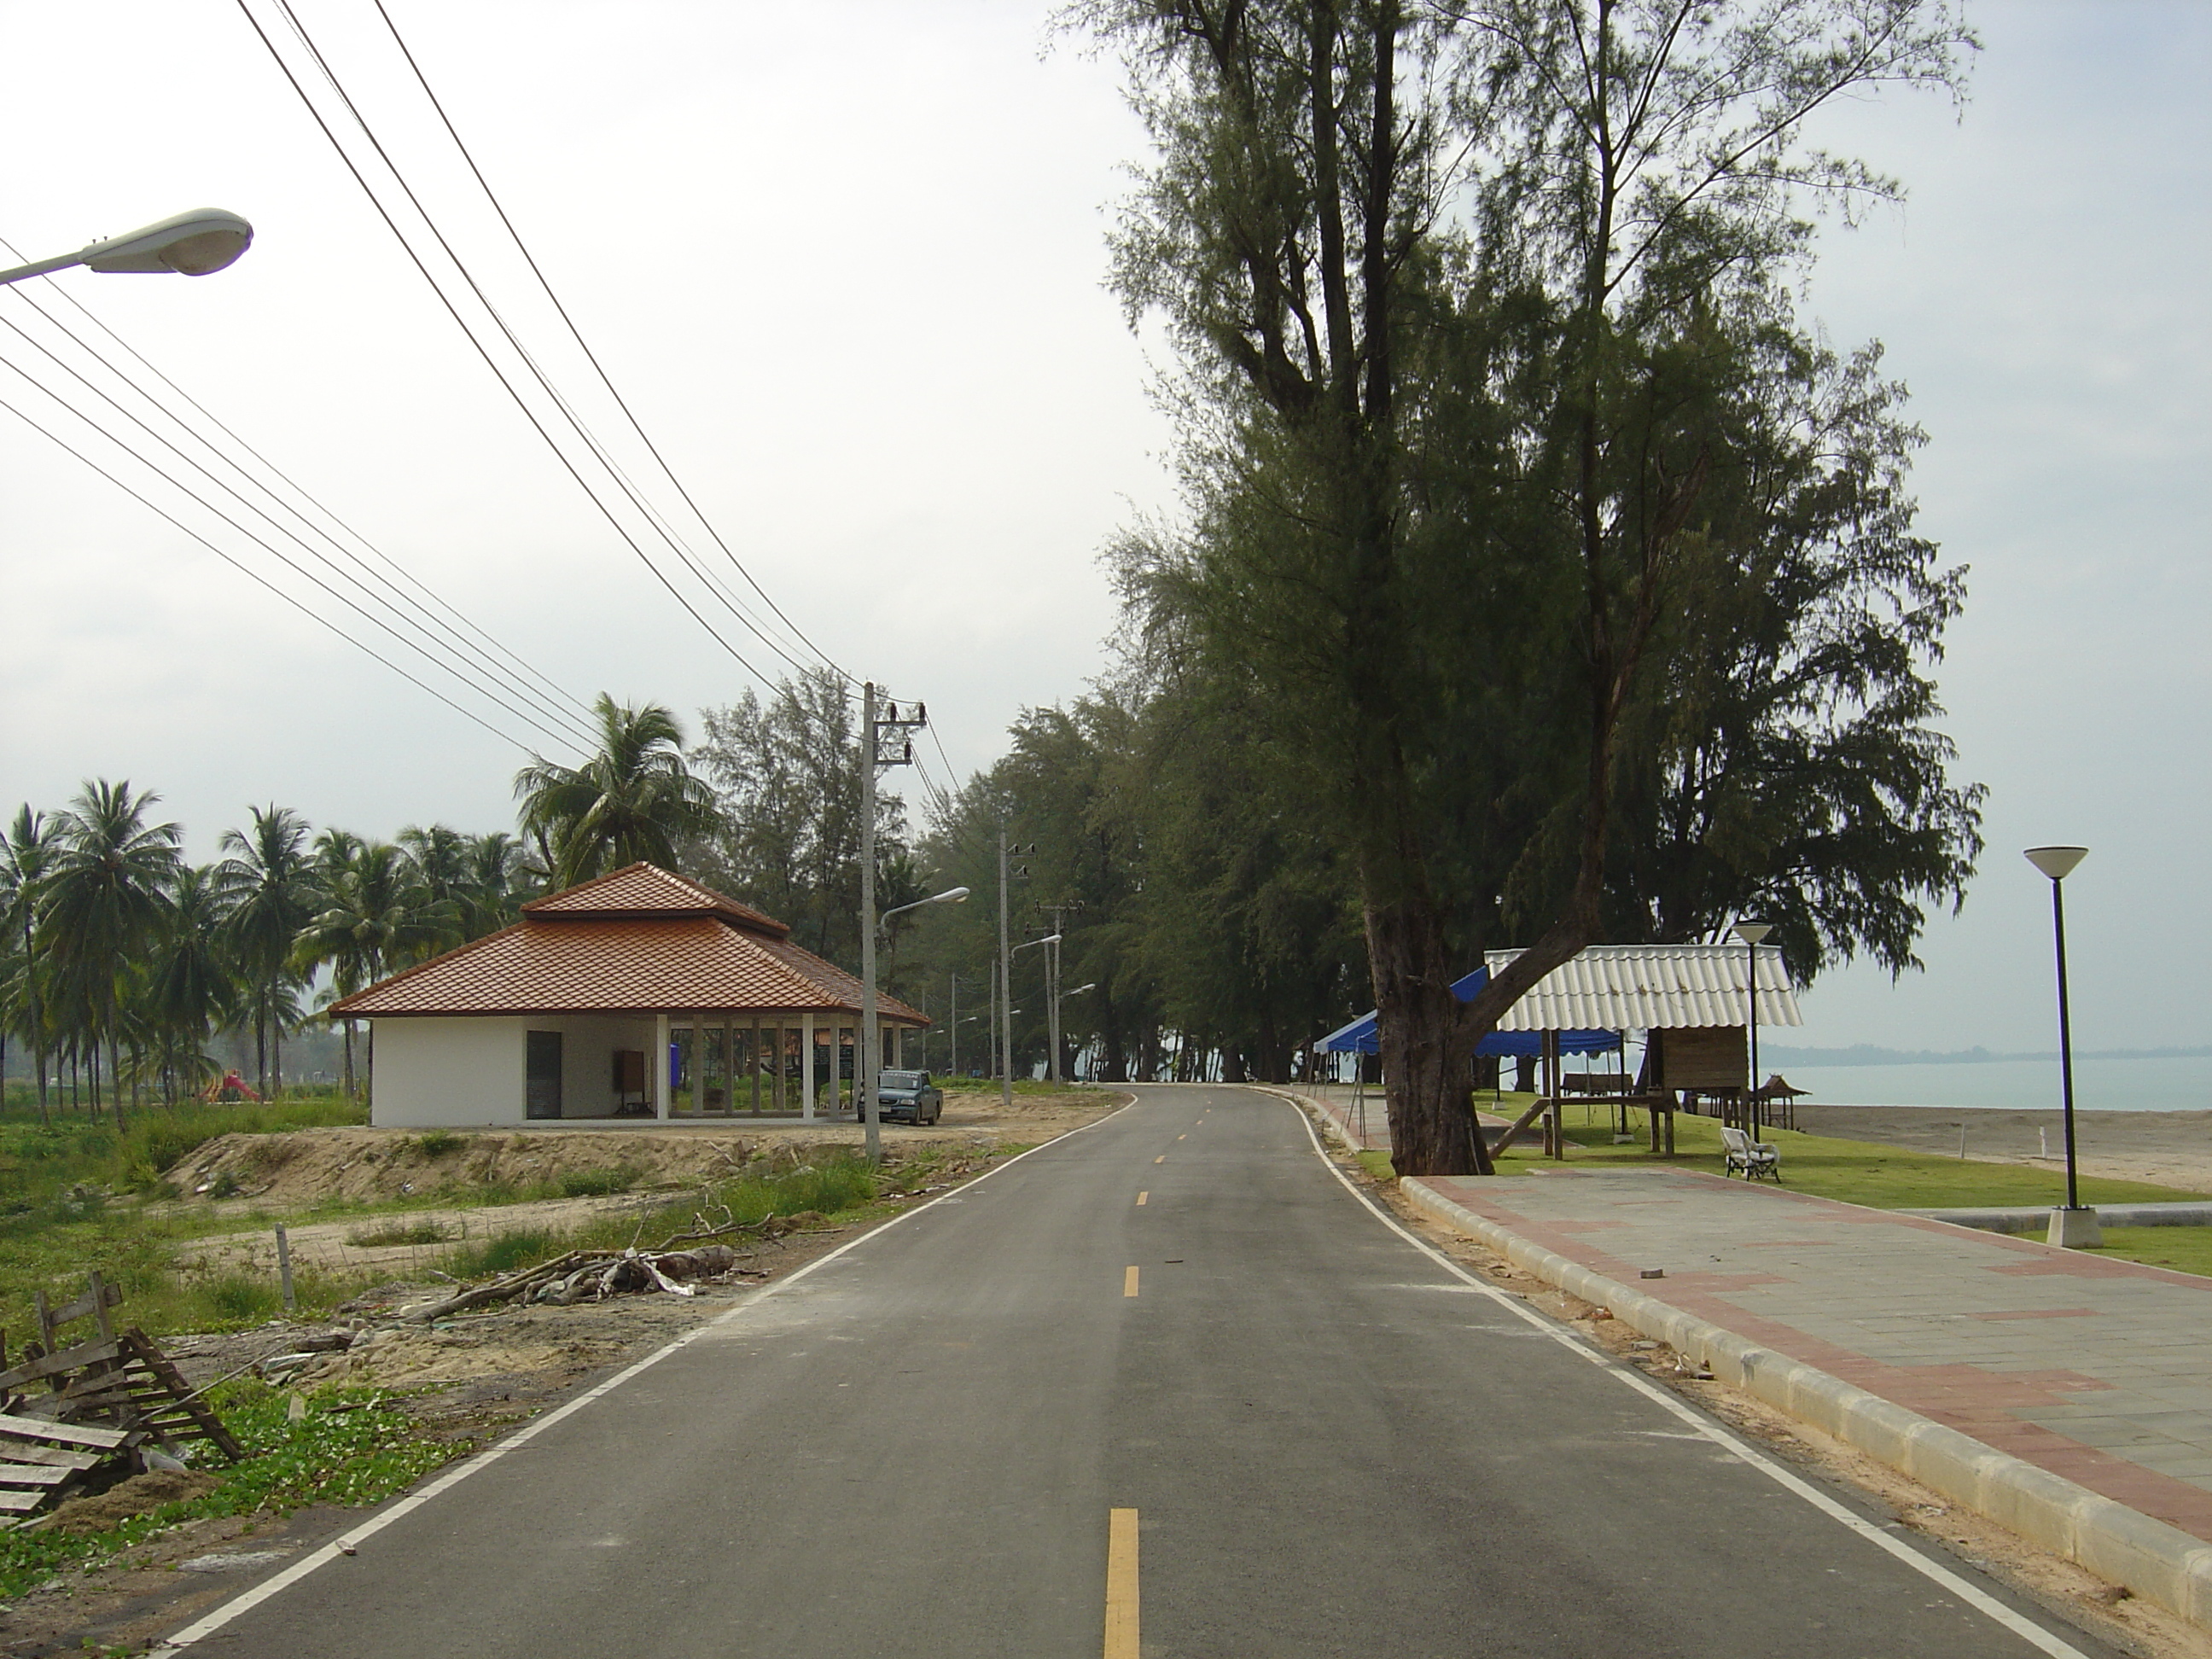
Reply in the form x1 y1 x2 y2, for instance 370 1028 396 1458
1774 1056 2212 1115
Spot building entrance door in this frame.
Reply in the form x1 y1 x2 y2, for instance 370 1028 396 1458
526 1030 562 1119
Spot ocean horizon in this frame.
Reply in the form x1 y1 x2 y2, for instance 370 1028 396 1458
1776 1054 2212 1115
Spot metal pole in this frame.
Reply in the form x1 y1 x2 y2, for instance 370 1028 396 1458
998 827 1014 1109
949 974 958 1079
860 681 882 1165
1048 937 1062 1086
1747 937 1760 1132
2052 877 2081 1211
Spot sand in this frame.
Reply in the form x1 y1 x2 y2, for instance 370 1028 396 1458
1793 1103 2212 1196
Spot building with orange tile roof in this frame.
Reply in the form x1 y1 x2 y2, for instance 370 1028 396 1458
330 864 928 1126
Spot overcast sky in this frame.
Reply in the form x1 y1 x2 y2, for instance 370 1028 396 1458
0 3 2203 1059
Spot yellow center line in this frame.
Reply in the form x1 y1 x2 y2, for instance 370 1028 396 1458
1123 1266 1140 1297
1154 1155 1166 1164
1177 1134 1186 1141
1104 1507 1139 1658
1136 1191 1149 1205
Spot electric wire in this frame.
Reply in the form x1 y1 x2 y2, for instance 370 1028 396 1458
367 0 855 687
247 0 822 689
0 388 536 753
0 297 598 750
0 305 594 750
0 237 593 728
230 0 783 693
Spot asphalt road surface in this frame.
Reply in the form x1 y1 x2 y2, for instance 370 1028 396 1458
160 1086 2118 1658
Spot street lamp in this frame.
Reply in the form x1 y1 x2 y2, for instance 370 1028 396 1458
1733 922 1772 1133
2024 847 2096 1246
860 886 968 1164
1062 983 1097 1081
1010 934 1058 1088
0 209 254 287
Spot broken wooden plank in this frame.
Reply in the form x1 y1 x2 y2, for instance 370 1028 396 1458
49 1275 124 1333
0 1462 76 1487
0 1440 102 1471
0 1337 125 1393
0 1411 131 1449
122 1330 245 1462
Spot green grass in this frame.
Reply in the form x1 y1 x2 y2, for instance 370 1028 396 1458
2088 1225 2212 1278
557 1166 638 1198
1506 1107 2211 1210
0 1383 457 1598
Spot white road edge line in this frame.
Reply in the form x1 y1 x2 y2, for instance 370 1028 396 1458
148 1097 1135 1656
1269 1091 2093 1659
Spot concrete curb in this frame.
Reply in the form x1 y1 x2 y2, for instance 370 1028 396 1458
1398 1175 2212 1634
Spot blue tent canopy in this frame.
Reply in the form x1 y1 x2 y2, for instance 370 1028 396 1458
1316 966 1623 1059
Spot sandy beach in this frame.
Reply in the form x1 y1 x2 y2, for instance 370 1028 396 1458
1794 1104 2212 1196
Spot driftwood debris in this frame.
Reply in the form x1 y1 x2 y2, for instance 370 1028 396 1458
0 1273 242 1519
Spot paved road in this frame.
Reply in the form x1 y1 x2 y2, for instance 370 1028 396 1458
164 1086 2116 1657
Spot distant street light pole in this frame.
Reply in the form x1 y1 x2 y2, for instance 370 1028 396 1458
2025 846 2094 1244
1011 932 1060 1089
1063 982 1097 1081
0 208 254 287
1732 922 1772 1132
997 831 1035 1109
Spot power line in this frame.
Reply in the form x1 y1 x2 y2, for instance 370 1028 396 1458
367 0 854 688
0 295 598 750
0 238 593 730
0 389 538 754
238 0 822 692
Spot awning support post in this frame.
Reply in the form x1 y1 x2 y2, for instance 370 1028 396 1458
802 1012 817 1121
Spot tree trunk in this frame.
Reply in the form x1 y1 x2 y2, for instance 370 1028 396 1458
109 1037 127 1132
342 1019 357 1102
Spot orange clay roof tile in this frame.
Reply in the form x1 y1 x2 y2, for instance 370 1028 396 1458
329 865 924 1023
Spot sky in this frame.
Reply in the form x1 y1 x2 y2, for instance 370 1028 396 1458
0 3 2204 1058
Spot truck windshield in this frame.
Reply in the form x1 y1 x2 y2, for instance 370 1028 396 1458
880 1070 924 1089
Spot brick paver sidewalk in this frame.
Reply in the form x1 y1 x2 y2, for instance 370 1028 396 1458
1301 1087 2212 1541
1406 1161 2212 1546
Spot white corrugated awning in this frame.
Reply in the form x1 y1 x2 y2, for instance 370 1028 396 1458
1483 944 1802 1031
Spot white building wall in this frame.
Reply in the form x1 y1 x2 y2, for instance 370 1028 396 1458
556 1015 659 1118
369 1017 527 1127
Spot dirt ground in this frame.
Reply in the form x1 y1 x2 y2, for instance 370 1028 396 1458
1348 1145 2208 1658
0 1124 1084 1658
1796 1103 2212 1196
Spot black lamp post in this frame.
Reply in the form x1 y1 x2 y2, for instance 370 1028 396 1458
2024 847 2094 1244
1733 922 1771 1132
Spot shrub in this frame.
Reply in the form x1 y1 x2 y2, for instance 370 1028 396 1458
558 1167 637 1198
416 1129 465 1157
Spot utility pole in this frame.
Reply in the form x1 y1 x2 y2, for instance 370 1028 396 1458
948 973 958 1078
859 684 927 1165
996 830 1035 1108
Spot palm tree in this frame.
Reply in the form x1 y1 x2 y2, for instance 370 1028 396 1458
515 694 720 889
462 830 534 937
1 807 61 1124
294 841 457 1102
217 805 315 1098
151 864 237 1103
39 781 182 1131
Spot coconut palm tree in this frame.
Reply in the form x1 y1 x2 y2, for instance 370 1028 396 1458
39 781 182 1130
151 864 237 1103
515 694 720 889
217 805 316 1098
1 807 61 1124
461 830 534 937
294 841 457 1102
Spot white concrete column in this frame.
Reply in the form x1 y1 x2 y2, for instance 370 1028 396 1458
654 1012 670 1120
801 1012 817 1121
894 1026 905 1068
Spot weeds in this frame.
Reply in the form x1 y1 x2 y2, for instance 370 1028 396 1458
346 1219 452 1248
415 1129 465 1156
557 1167 637 1198
0 1383 457 1598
